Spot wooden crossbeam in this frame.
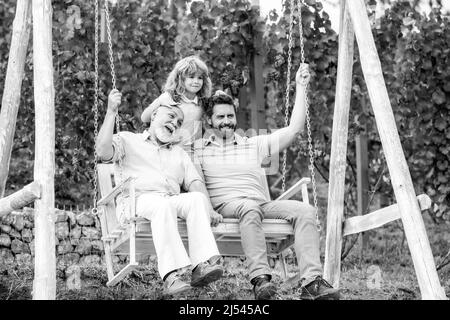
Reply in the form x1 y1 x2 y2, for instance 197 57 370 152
0 181 40 217
343 194 431 236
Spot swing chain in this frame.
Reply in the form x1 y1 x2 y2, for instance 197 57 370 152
298 0 306 63
92 0 100 216
297 0 321 231
104 0 116 90
104 0 125 219
281 0 295 193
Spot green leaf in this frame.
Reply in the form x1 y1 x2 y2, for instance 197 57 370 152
190 1 205 17
432 88 446 105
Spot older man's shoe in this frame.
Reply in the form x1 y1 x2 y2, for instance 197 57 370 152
300 276 340 300
251 274 277 300
163 272 191 296
191 261 223 287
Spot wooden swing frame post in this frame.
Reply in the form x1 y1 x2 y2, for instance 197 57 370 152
325 0 446 300
32 0 56 300
324 0 354 288
0 0 32 198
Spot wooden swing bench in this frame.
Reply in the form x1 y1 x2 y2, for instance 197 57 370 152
97 163 311 286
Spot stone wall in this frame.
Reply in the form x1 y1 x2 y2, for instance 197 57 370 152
0 207 121 269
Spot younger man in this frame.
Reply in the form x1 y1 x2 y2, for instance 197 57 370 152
194 65 340 300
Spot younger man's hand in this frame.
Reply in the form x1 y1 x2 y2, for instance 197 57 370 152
107 89 122 114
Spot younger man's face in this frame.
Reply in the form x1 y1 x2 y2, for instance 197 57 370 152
208 104 237 139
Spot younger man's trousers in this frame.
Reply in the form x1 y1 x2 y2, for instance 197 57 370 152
219 199 322 286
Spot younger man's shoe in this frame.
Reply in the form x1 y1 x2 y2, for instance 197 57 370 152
163 272 191 296
251 274 277 300
191 261 223 287
299 276 340 300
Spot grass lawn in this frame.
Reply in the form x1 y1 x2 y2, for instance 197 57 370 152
1 211 448 300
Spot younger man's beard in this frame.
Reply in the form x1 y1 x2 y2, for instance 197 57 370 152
219 123 237 130
217 123 236 138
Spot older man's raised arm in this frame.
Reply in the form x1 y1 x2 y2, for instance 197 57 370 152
96 89 122 161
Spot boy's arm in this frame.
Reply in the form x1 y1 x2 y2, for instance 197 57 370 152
141 92 175 123
141 96 159 123
96 89 122 161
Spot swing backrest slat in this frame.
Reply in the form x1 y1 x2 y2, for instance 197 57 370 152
97 163 120 235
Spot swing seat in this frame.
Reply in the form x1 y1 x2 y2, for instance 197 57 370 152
96 163 311 286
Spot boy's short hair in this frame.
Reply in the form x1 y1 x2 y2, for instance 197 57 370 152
205 90 236 118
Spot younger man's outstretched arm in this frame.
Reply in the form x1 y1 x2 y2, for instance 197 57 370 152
268 63 311 155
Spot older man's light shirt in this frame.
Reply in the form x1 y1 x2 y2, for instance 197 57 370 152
108 130 203 196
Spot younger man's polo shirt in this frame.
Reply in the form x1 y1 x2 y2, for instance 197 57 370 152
194 133 272 209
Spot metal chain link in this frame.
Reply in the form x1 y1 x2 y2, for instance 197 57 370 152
297 0 321 231
281 0 295 193
92 0 100 216
104 0 125 219
104 0 117 91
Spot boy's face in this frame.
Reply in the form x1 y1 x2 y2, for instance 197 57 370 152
183 72 203 96
150 106 184 144
208 103 237 139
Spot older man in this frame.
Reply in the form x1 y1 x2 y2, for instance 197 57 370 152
96 89 223 296
194 64 340 300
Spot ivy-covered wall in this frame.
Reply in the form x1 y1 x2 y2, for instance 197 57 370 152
0 0 448 221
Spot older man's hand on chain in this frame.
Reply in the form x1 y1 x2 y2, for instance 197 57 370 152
107 89 122 114
296 63 311 87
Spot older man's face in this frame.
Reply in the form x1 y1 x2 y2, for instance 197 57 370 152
150 106 184 143
209 103 237 139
